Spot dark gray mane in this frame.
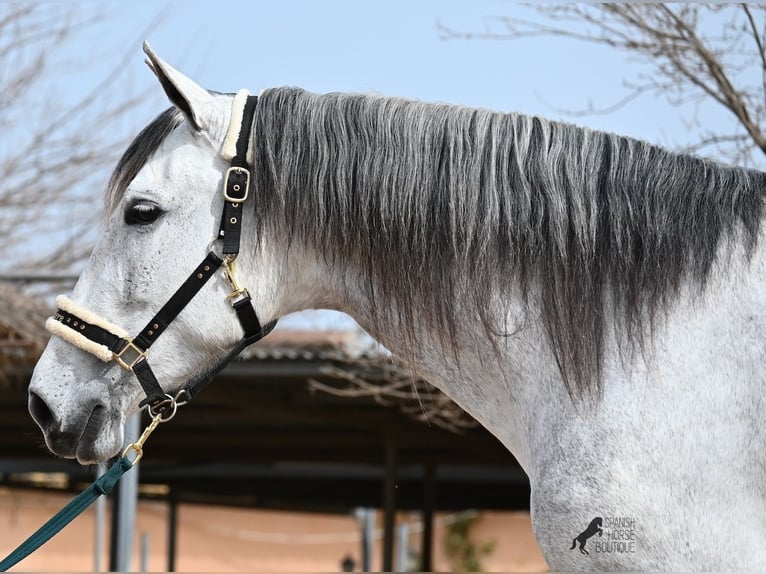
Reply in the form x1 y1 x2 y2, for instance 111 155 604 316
107 88 766 398
251 88 766 397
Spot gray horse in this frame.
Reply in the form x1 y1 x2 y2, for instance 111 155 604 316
28 44 766 570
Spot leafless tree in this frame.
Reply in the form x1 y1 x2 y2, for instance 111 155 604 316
0 4 162 273
439 4 766 168
309 357 479 433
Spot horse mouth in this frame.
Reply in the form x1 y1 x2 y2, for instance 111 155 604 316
74 404 108 464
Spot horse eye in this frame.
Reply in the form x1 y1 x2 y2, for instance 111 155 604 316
125 201 163 225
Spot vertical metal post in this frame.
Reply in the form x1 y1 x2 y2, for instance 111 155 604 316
112 412 140 572
355 507 375 572
363 508 375 572
421 463 436 572
94 463 106 572
167 495 178 572
382 438 398 572
140 532 150 572
396 521 410 572
109 478 120 571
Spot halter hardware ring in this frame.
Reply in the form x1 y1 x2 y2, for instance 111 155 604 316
146 393 179 422
114 340 148 372
223 167 250 203
173 389 190 407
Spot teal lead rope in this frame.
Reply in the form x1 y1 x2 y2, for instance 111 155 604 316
0 456 133 571
0 408 169 571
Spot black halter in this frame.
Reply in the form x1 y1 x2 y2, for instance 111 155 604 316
48 94 276 416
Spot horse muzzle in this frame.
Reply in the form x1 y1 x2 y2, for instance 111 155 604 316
28 382 120 464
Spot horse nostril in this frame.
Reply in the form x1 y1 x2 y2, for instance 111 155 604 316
28 391 55 432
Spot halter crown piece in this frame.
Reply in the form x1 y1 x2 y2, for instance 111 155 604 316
46 90 276 416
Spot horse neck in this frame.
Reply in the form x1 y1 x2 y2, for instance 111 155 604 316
270 244 563 470
273 216 766 477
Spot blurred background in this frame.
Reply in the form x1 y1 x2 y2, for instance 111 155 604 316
1 2 764 571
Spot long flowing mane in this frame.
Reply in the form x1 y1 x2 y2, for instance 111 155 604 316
107 88 766 398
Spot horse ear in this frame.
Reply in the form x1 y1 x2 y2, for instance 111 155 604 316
142 41 213 132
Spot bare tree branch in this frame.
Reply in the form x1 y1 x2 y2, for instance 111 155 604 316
536 85 651 118
0 5 165 272
741 4 766 115
308 358 479 433
439 4 766 167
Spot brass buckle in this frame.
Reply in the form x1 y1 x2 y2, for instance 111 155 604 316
227 287 251 306
223 166 250 203
114 340 147 372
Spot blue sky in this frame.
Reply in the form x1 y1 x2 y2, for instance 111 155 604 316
63 1 738 151
40 1 745 329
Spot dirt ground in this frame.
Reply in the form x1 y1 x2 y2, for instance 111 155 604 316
0 488 547 571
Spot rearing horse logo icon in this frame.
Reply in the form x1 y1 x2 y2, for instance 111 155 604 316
570 517 603 555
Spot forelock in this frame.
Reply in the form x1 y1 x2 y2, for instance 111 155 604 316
104 107 185 216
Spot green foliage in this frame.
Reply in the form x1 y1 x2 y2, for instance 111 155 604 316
444 512 496 572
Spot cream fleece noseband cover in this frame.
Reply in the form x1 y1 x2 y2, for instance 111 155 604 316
46 295 130 362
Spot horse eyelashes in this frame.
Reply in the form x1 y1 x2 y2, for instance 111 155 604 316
124 201 163 225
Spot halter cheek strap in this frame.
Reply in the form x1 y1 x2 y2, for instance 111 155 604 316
45 91 277 414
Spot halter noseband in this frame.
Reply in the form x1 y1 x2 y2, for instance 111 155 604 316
45 90 276 416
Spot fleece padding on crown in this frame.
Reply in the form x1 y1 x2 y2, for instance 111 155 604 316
45 295 131 362
221 89 251 162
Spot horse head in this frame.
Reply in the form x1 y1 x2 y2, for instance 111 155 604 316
28 45 287 464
